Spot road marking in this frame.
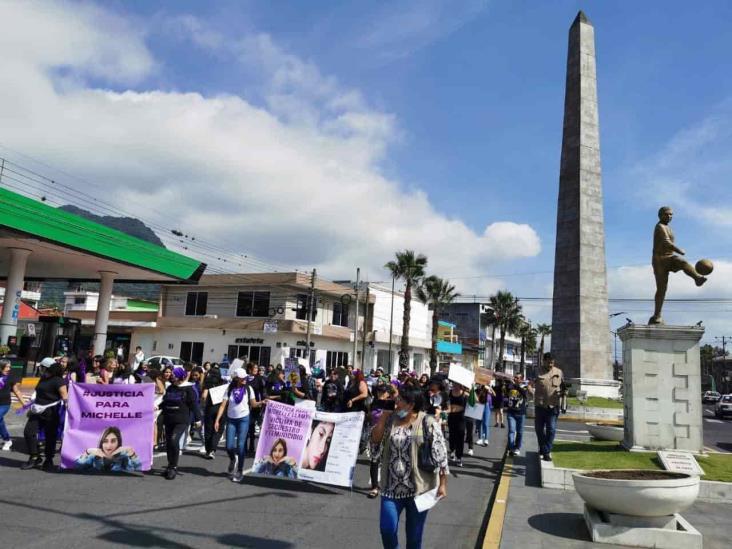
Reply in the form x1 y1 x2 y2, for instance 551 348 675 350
482 454 512 549
705 419 724 424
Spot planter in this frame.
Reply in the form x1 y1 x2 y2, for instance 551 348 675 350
573 470 699 517
586 423 624 442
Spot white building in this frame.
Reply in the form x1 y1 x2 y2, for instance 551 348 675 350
129 273 432 375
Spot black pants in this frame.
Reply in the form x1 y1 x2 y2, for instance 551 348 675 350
370 461 380 489
247 409 260 453
465 418 475 450
164 421 188 469
204 405 224 454
447 414 466 459
24 410 60 460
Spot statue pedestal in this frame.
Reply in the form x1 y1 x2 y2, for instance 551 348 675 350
618 325 704 453
566 377 622 399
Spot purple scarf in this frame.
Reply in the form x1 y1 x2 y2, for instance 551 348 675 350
0 374 7 391
232 385 246 404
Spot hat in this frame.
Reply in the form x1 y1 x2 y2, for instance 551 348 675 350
233 367 247 379
39 357 56 368
172 366 187 380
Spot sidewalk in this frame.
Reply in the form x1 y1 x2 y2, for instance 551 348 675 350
499 429 731 548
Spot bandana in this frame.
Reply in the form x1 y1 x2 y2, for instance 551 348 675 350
232 385 247 405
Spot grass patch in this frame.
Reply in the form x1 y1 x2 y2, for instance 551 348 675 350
552 441 732 483
567 396 624 409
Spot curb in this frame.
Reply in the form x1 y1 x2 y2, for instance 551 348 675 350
481 453 512 549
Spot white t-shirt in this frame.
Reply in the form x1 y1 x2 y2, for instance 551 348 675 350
112 375 136 385
132 351 145 369
227 385 255 419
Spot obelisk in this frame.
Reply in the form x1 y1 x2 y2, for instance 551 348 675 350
551 12 616 397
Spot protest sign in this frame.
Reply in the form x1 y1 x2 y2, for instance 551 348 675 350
448 363 475 388
61 382 155 472
465 403 485 421
297 410 364 488
298 357 311 375
208 383 229 406
230 358 245 371
251 400 313 479
313 350 327 373
475 367 493 386
284 357 301 387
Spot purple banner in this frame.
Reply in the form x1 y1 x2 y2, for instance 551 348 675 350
61 382 155 472
251 400 313 479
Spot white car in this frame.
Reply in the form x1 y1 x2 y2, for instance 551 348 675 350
714 394 732 418
146 355 184 370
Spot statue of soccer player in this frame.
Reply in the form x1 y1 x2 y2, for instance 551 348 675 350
649 207 707 325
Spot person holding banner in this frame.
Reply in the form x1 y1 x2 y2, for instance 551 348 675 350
160 366 201 480
21 363 68 471
214 367 259 482
371 384 449 549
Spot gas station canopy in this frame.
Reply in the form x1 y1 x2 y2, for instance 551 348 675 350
0 187 205 283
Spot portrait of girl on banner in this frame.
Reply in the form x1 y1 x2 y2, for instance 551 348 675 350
74 426 142 473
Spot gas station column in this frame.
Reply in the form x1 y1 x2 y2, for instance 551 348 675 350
0 248 32 345
93 271 116 356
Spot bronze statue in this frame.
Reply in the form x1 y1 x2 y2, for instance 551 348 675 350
649 206 710 325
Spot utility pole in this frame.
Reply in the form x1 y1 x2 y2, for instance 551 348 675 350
715 336 731 358
304 268 317 360
361 285 370 372
388 276 395 375
352 268 360 369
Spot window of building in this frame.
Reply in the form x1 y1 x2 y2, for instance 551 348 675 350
227 344 271 366
180 341 204 364
74 296 86 305
332 301 349 327
326 351 349 370
185 292 208 316
236 291 270 317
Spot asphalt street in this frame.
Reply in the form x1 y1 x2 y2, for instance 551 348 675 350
0 415 507 549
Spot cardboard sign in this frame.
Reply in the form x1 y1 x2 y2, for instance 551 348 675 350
465 403 485 421
657 450 705 476
448 363 475 388
475 367 493 386
208 383 229 406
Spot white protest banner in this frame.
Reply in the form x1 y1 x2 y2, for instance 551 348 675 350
230 358 245 371
448 363 475 388
208 383 229 406
465 403 485 421
279 348 290 366
298 357 311 375
313 350 327 372
297 410 365 487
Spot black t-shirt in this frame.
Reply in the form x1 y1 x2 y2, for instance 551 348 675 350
448 392 467 417
504 383 528 415
345 381 366 412
0 371 22 406
34 376 65 406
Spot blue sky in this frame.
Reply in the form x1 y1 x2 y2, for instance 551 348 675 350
1 0 732 338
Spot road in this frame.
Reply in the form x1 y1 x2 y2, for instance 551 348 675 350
553 404 732 453
0 413 507 549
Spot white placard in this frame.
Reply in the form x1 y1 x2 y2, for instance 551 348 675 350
414 487 443 513
208 383 229 406
298 357 311 375
230 358 245 371
465 403 485 421
448 363 475 388
658 451 705 476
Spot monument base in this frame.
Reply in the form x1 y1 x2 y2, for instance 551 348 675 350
618 325 704 453
583 505 702 549
566 377 621 399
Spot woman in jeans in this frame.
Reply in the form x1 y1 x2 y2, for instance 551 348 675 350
371 383 448 549
1 360 26 451
476 384 495 446
215 367 259 482
160 366 201 480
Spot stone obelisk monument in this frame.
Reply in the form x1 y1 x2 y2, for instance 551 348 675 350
551 12 618 397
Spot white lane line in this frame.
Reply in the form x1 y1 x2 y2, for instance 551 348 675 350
705 418 723 424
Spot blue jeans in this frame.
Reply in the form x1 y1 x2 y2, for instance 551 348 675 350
507 413 525 451
534 406 560 455
0 404 11 440
225 415 250 472
380 496 429 549
479 405 491 440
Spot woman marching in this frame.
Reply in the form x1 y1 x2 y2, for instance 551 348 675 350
1 359 26 451
214 367 260 482
371 384 448 549
200 364 225 459
160 366 201 480
447 383 468 467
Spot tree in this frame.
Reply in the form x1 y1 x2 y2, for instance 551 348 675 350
517 319 537 378
536 323 552 369
385 250 428 371
417 275 459 375
488 291 522 371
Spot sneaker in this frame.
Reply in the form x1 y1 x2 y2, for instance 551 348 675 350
232 471 243 483
501 423 506 429
198 446 208 455
543 453 552 462
513 449 521 456
508 450 515 457
449 451 456 461
456 459 463 467
228 455 238 475
41 459 56 472
1 439 12 451
206 451 215 460
165 467 178 480
467 449 474 457
21 456 42 470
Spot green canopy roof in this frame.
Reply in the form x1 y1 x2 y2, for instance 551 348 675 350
0 187 205 283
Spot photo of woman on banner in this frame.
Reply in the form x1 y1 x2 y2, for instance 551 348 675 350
252 437 298 478
301 420 335 472
75 426 142 473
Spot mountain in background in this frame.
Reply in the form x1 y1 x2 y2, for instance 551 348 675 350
39 206 165 308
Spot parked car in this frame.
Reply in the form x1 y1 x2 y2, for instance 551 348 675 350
702 391 721 403
715 394 732 418
146 355 184 370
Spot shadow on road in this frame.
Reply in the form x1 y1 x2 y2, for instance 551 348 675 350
527 512 592 541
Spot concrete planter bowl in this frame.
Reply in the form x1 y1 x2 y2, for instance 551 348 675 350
586 422 624 442
573 470 700 517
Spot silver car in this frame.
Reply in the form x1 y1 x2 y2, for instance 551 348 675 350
714 394 732 418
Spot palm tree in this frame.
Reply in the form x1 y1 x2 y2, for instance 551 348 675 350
518 320 538 378
417 275 459 375
385 250 428 371
536 323 552 370
488 290 522 371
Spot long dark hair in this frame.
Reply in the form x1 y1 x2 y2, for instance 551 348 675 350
98 426 122 450
270 438 288 458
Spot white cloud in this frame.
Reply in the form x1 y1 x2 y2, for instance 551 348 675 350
0 1 539 293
